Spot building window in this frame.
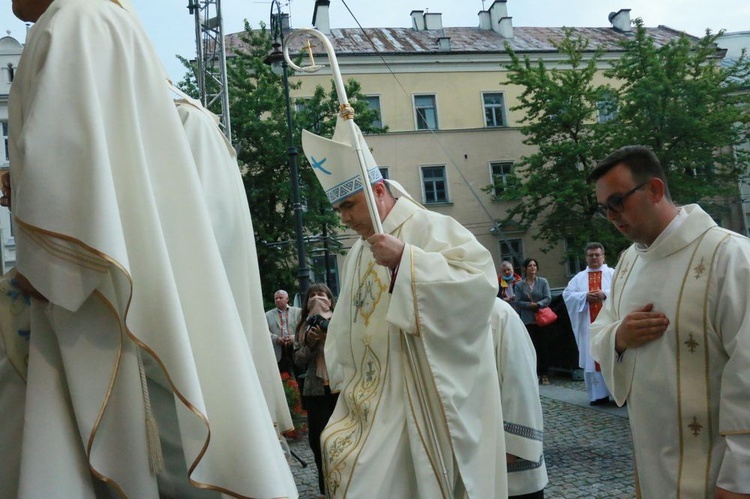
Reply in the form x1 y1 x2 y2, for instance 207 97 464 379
421 165 448 204
596 93 617 123
414 95 438 130
565 238 586 276
365 95 382 128
1 121 8 163
489 161 514 198
483 92 507 127
378 167 389 179
499 238 524 273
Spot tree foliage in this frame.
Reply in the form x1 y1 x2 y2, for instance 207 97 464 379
501 22 750 261
179 23 386 305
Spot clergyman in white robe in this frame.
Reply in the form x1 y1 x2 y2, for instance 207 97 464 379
491 298 548 497
174 93 294 435
591 205 750 497
562 263 614 403
7 0 296 496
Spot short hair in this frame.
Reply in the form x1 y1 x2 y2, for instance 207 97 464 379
522 258 538 271
500 260 514 270
274 290 288 298
584 242 604 254
587 145 671 200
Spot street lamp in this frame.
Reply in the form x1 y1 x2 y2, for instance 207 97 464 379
264 1 310 296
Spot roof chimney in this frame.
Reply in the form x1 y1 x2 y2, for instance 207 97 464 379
313 0 331 35
498 16 513 38
424 12 443 30
478 10 492 30
608 9 632 32
411 10 425 31
437 37 451 51
489 0 508 35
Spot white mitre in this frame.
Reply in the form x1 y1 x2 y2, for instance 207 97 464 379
301 115 383 205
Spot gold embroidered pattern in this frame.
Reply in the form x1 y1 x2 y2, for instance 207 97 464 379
618 261 630 279
352 250 387 327
688 416 703 437
323 340 383 496
693 258 706 279
684 333 699 353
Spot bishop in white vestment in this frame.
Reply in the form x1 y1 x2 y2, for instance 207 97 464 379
302 116 507 498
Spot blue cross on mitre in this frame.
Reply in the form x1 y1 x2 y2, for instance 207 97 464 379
311 156 332 175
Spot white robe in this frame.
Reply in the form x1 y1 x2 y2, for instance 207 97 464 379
591 205 750 497
9 0 296 497
562 265 613 402
322 195 507 498
175 97 294 434
491 298 548 496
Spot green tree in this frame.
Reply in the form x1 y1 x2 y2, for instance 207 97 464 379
606 19 750 206
499 29 623 258
180 23 385 305
501 24 750 261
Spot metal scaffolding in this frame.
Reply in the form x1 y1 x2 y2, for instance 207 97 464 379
187 0 232 142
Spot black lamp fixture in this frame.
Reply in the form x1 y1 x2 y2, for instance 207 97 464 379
264 0 311 297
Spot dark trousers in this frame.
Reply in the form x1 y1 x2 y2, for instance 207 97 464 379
304 387 339 495
526 323 553 376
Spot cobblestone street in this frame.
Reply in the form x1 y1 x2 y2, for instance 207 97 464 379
287 375 635 498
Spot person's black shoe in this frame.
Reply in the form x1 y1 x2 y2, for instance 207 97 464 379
590 397 609 406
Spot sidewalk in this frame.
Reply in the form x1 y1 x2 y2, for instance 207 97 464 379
288 375 635 498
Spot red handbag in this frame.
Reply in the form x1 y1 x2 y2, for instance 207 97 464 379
535 306 558 327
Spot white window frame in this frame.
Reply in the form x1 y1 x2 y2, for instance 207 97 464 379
499 238 524 273
414 94 438 130
364 95 383 129
482 92 507 128
420 164 449 204
489 161 514 198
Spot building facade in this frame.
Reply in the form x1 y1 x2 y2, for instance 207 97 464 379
229 1 739 289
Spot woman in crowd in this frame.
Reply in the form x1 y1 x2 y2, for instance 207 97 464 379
513 258 553 385
294 283 338 499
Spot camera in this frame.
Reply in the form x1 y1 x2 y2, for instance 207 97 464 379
305 314 330 332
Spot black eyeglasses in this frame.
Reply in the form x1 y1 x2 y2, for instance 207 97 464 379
595 181 648 218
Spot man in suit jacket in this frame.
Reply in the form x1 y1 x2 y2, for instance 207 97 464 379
266 290 301 375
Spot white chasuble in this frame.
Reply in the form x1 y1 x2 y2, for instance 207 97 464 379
8 0 296 497
491 298 548 496
322 195 507 498
591 204 750 497
176 98 294 434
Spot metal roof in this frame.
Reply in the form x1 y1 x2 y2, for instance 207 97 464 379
226 25 697 57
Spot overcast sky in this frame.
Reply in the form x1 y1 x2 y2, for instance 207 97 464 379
1 0 748 82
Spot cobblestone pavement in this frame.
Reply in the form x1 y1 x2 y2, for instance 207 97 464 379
288 374 635 498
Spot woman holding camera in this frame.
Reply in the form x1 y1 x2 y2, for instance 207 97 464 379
294 283 338 498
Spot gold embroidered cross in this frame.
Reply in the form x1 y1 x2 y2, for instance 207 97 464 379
688 416 703 437
303 38 317 67
684 334 699 353
619 262 629 279
693 258 706 279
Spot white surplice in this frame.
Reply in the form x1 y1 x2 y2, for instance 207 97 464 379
591 204 750 497
322 192 507 498
491 298 548 496
562 265 614 402
175 97 294 434
8 0 296 497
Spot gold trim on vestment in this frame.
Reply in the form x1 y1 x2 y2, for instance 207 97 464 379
15 218 265 498
323 247 389 497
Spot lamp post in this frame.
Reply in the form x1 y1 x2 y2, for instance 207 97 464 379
264 1 310 296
